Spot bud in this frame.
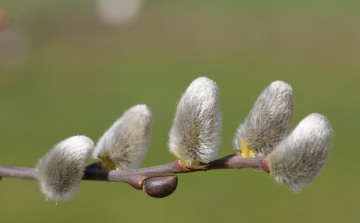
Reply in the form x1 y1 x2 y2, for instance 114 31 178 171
234 81 293 157
36 136 94 201
168 77 221 169
269 113 332 192
142 175 178 198
93 104 153 170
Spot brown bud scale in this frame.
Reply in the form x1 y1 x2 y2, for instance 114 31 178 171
142 176 178 198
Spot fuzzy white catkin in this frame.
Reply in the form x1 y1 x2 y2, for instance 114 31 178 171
92 104 153 170
168 77 221 167
36 136 94 201
234 81 293 156
269 113 332 192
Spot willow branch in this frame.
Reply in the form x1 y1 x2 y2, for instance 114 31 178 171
0 165 37 180
0 152 270 190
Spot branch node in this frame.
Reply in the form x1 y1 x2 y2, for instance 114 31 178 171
177 159 190 172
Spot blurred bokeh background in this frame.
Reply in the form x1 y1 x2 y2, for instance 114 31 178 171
0 0 359 222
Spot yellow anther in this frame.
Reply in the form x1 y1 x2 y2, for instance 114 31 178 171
239 141 256 158
98 153 117 170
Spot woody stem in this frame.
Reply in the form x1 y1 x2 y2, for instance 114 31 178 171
0 152 270 189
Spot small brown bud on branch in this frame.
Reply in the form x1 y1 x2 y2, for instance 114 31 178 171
142 176 178 198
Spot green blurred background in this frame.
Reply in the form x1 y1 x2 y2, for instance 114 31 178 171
0 0 359 222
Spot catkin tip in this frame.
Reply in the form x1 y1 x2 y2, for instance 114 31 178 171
234 80 293 157
168 77 222 168
36 135 94 201
269 113 332 192
93 104 153 170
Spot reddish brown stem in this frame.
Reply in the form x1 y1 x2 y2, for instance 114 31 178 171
82 159 187 189
0 153 270 190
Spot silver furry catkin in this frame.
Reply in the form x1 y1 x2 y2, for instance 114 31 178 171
269 113 332 192
93 104 153 170
234 81 293 157
36 136 94 201
168 77 221 169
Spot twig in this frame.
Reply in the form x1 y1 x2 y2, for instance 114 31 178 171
0 153 270 190
0 165 37 180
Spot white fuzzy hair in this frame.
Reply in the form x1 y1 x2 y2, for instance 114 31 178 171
92 104 153 170
36 136 94 201
269 113 332 192
168 77 221 167
234 81 293 156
